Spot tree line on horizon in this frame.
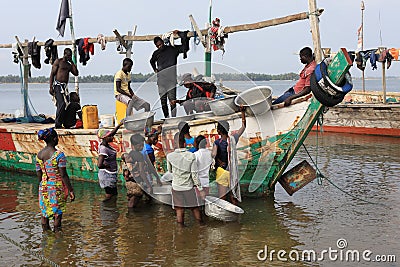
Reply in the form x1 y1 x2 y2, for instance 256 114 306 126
0 72 299 83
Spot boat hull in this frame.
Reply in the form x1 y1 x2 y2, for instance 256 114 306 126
0 96 324 197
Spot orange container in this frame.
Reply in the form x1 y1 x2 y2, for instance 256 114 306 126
82 105 99 129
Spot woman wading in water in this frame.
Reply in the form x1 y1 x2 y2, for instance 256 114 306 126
36 128 75 232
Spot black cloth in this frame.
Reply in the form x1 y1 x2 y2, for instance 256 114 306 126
44 39 58 65
63 102 81 128
76 38 89 66
28 41 41 69
177 30 190 59
56 0 69 37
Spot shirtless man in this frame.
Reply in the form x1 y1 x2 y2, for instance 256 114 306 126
49 48 79 128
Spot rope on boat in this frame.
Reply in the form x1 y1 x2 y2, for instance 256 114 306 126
0 232 60 267
302 143 387 206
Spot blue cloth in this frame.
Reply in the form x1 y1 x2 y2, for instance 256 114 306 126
272 87 295 104
142 143 155 164
185 137 197 153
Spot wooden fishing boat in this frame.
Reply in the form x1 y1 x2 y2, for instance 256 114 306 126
314 91 400 137
0 94 323 197
0 0 330 197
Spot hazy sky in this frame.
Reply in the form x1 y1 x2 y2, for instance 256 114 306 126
0 0 398 78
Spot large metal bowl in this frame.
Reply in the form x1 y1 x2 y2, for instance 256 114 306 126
235 86 273 116
194 111 214 120
163 114 194 125
124 112 155 131
209 95 240 116
151 184 172 205
204 196 244 222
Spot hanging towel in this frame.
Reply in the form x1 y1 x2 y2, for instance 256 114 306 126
56 0 70 37
97 34 107 50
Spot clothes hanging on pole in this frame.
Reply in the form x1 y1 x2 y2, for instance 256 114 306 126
378 49 393 69
28 41 41 69
44 39 58 65
97 34 107 50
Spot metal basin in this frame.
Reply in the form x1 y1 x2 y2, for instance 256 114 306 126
163 114 194 125
194 111 214 120
235 86 272 116
151 185 172 205
209 95 240 116
124 112 155 131
204 196 244 222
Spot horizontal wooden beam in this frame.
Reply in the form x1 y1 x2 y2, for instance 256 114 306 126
0 9 323 49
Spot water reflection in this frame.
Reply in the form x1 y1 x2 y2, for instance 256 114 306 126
0 132 399 266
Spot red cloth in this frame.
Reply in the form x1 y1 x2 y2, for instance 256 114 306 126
83 38 94 55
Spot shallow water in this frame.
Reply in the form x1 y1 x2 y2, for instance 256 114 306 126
0 132 399 266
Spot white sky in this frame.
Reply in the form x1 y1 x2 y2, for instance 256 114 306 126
0 0 399 78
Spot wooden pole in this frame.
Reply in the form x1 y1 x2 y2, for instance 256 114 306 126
189 15 206 47
382 61 387 104
126 25 137 59
308 0 323 62
361 1 365 92
205 0 212 77
0 10 324 49
15 36 29 117
68 0 79 95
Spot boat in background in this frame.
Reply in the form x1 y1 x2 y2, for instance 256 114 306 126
315 91 400 137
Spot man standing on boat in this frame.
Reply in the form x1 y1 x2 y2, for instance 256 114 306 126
49 48 79 129
272 47 316 107
150 31 190 118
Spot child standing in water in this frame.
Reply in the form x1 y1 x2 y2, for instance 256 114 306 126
97 121 123 201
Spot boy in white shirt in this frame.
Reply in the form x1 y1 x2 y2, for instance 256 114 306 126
194 135 213 199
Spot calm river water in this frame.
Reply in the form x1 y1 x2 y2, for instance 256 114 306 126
0 132 399 266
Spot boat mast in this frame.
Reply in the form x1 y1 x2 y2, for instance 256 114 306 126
68 0 79 95
308 0 323 62
361 1 365 92
204 0 212 77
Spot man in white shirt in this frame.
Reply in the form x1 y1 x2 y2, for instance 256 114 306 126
194 135 213 199
167 132 205 225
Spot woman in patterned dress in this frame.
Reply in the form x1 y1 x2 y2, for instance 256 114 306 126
36 128 75 232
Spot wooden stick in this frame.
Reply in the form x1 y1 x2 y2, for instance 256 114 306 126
189 14 206 47
0 9 323 49
113 29 128 49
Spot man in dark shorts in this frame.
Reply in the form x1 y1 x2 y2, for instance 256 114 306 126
49 48 79 128
167 132 205 226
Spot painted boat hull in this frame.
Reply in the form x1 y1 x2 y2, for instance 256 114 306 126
0 96 324 197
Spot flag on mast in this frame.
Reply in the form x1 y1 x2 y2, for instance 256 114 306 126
56 0 70 37
356 25 363 52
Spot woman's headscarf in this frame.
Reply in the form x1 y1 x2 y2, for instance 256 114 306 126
38 128 57 142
